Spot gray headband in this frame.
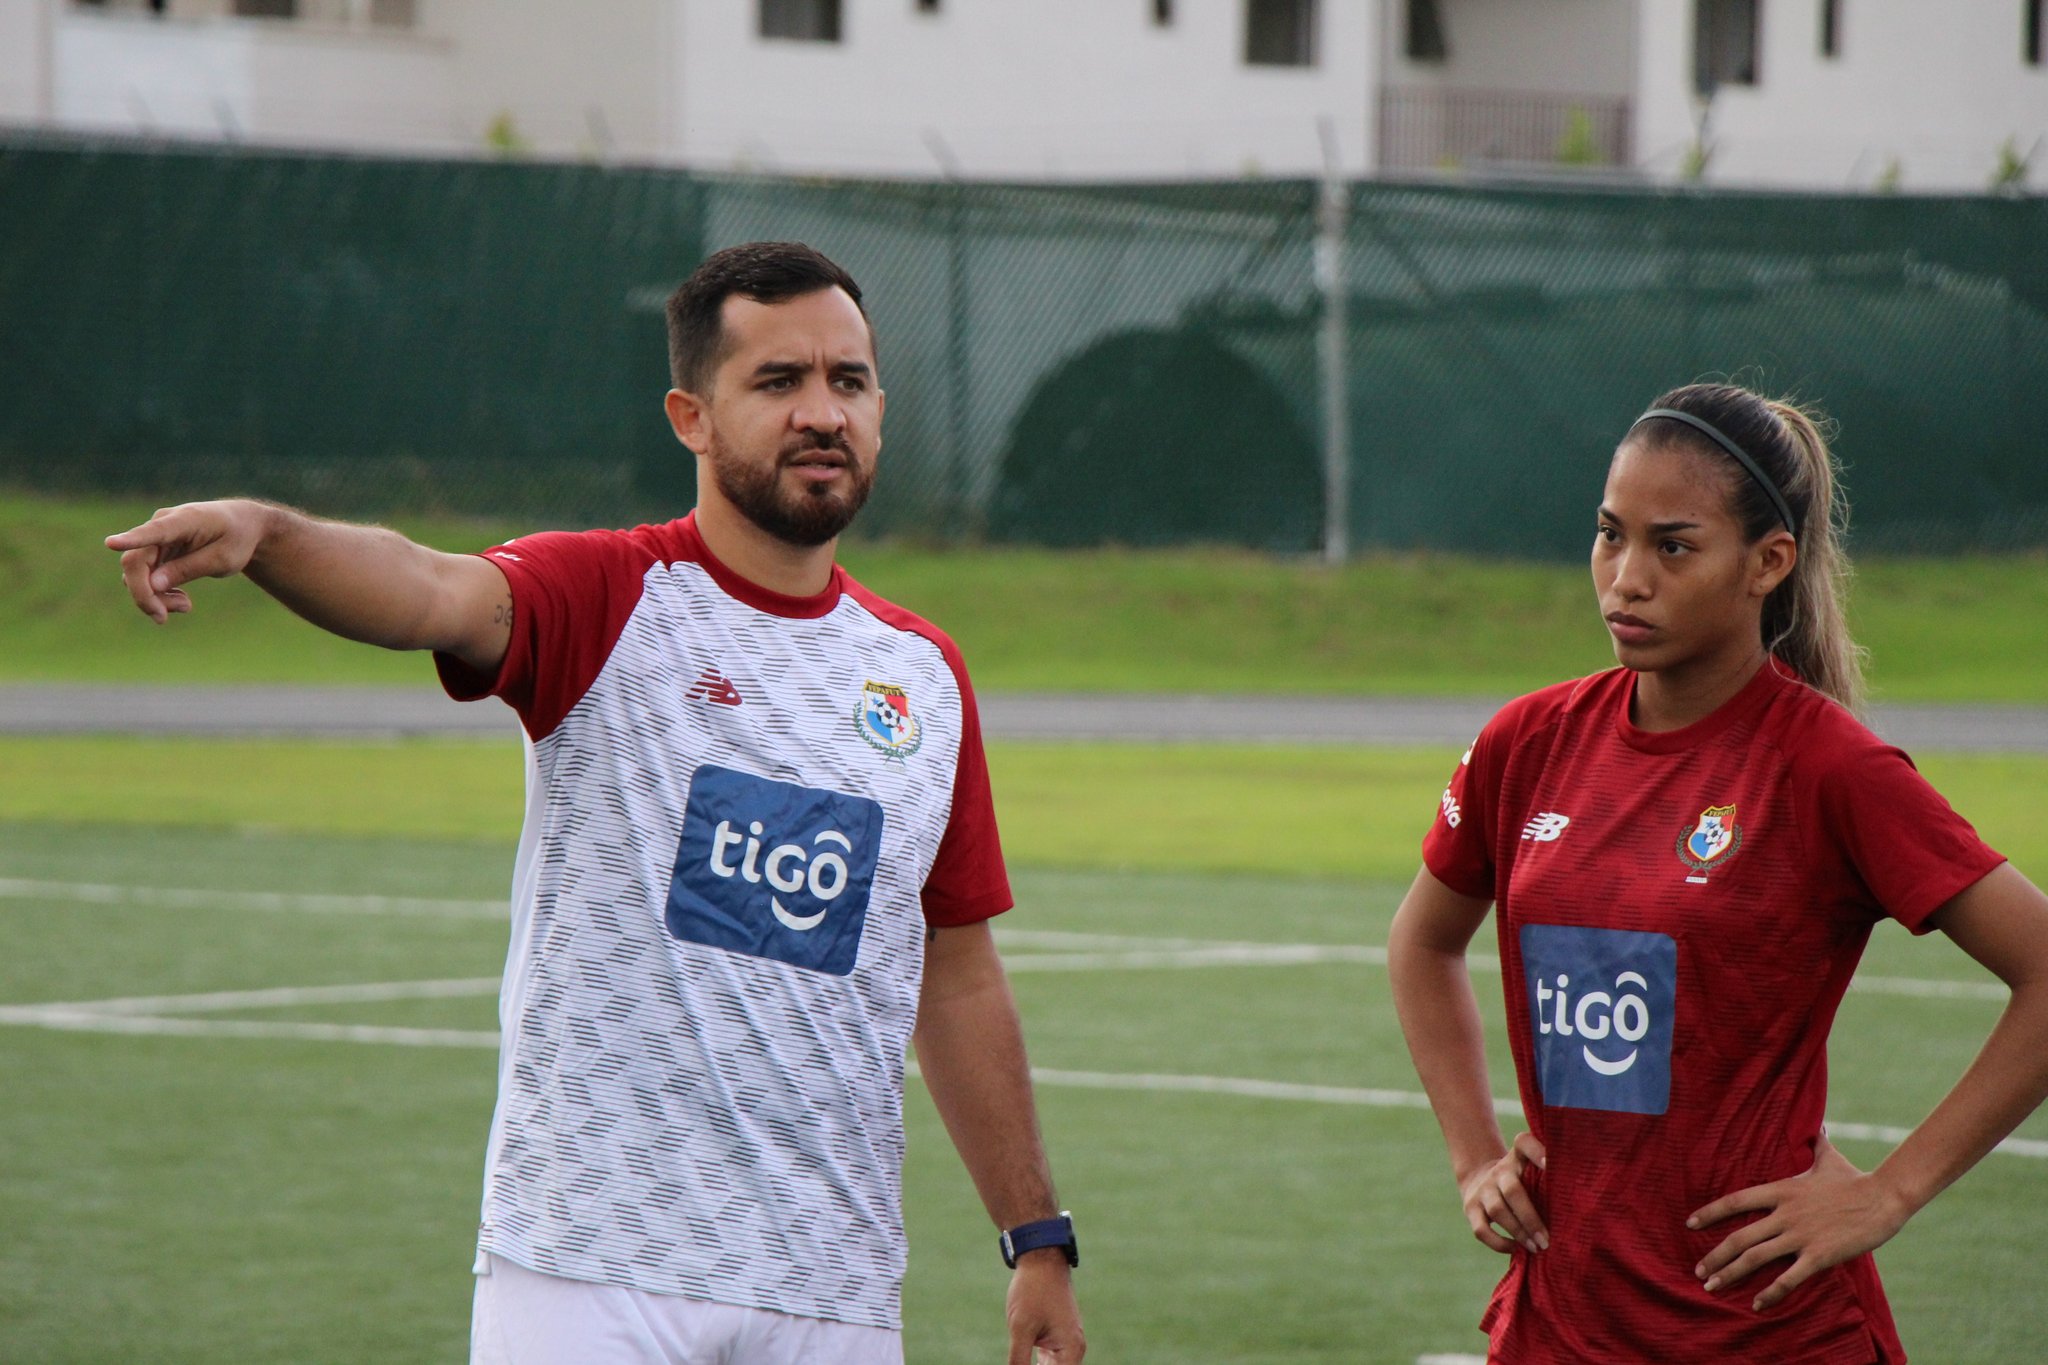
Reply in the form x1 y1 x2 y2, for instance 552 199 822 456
1630 408 1799 539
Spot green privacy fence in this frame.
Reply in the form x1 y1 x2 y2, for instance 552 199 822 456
2 135 2043 558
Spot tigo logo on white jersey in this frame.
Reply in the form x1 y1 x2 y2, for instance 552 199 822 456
667 765 883 976
1521 812 1571 842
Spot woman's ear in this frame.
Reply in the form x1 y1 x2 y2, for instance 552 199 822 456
1750 529 1798 599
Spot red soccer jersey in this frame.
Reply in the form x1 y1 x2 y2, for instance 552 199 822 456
1422 663 2004 1365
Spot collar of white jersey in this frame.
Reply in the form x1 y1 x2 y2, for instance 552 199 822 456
677 512 847 620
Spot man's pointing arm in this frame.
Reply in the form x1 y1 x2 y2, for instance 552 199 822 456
105 498 512 676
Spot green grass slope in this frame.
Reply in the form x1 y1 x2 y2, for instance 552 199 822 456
11 490 2045 700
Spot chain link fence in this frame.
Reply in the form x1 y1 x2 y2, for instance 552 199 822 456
3 134 2043 557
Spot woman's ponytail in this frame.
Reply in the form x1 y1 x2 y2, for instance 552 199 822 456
1758 399 1866 715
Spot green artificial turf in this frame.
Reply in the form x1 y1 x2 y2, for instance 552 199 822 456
1 735 2041 880
2 821 2043 1364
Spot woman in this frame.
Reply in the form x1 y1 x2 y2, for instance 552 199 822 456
1388 383 2048 1363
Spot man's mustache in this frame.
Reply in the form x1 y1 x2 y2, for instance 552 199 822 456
781 432 854 459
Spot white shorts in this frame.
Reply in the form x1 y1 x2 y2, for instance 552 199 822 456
469 1253 904 1365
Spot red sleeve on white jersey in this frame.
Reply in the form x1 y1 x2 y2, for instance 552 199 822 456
842 582 1013 926
921 654 1013 926
435 527 661 741
1804 726 2006 933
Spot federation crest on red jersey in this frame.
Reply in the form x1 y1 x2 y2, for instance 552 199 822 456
1677 802 1742 881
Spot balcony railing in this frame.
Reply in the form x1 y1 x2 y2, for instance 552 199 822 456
1377 86 1633 173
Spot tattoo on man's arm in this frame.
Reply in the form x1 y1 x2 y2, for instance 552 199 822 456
492 599 514 628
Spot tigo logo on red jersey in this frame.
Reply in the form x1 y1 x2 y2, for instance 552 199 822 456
666 765 883 976
1520 924 1677 1115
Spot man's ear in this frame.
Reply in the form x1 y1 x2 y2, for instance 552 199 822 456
665 388 710 454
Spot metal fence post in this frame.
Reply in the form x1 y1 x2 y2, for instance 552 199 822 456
1316 123 1351 564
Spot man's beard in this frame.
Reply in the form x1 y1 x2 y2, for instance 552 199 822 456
708 434 875 548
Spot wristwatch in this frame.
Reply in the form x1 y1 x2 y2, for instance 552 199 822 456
1000 1211 1079 1269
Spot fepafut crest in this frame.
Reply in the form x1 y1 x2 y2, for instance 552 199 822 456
1676 802 1743 884
854 680 923 759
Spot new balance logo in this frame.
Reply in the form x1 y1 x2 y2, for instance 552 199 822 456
685 668 743 706
1521 812 1571 843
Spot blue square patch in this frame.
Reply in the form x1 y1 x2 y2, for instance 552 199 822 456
1519 924 1677 1115
666 765 885 977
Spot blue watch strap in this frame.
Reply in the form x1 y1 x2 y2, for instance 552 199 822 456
1000 1212 1078 1268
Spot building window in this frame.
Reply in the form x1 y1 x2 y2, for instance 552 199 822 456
234 0 296 16
1694 0 1760 94
1819 0 1841 57
1406 0 1448 61
2029 0 2045 65
1153 0 1174 27
760 0 842 42
1245 0 1316 67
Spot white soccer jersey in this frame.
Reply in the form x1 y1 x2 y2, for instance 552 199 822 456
436 513 1011 1330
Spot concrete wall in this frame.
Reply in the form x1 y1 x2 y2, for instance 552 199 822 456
421 0 668 161
0 0 59 122
32 0 665 160
1634 0 2048 190
50 5 459 151
11 0 2046 190
669 0 1377 179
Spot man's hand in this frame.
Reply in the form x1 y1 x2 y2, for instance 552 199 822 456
1458 1130 1549 1254
1688 1135 1910 1312
103 498 511 672
105 499 273 624
1005 1252 1084 1364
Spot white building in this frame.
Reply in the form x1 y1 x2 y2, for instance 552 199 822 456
0 0 2042 190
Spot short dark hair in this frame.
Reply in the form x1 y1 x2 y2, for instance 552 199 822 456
665 241 871 393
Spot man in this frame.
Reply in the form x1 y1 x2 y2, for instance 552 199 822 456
106 242 1085 1365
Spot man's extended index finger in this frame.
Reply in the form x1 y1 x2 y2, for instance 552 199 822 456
104 517 182 552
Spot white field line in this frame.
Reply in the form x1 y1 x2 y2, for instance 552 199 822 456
1846 974 2008 1002
1005 944 1384 972
0 1009 498 1048
1826 1120 2048 1160
0 877 503 918
20 977 504 1016
4 981 2045 1160
1 878 2006 1001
